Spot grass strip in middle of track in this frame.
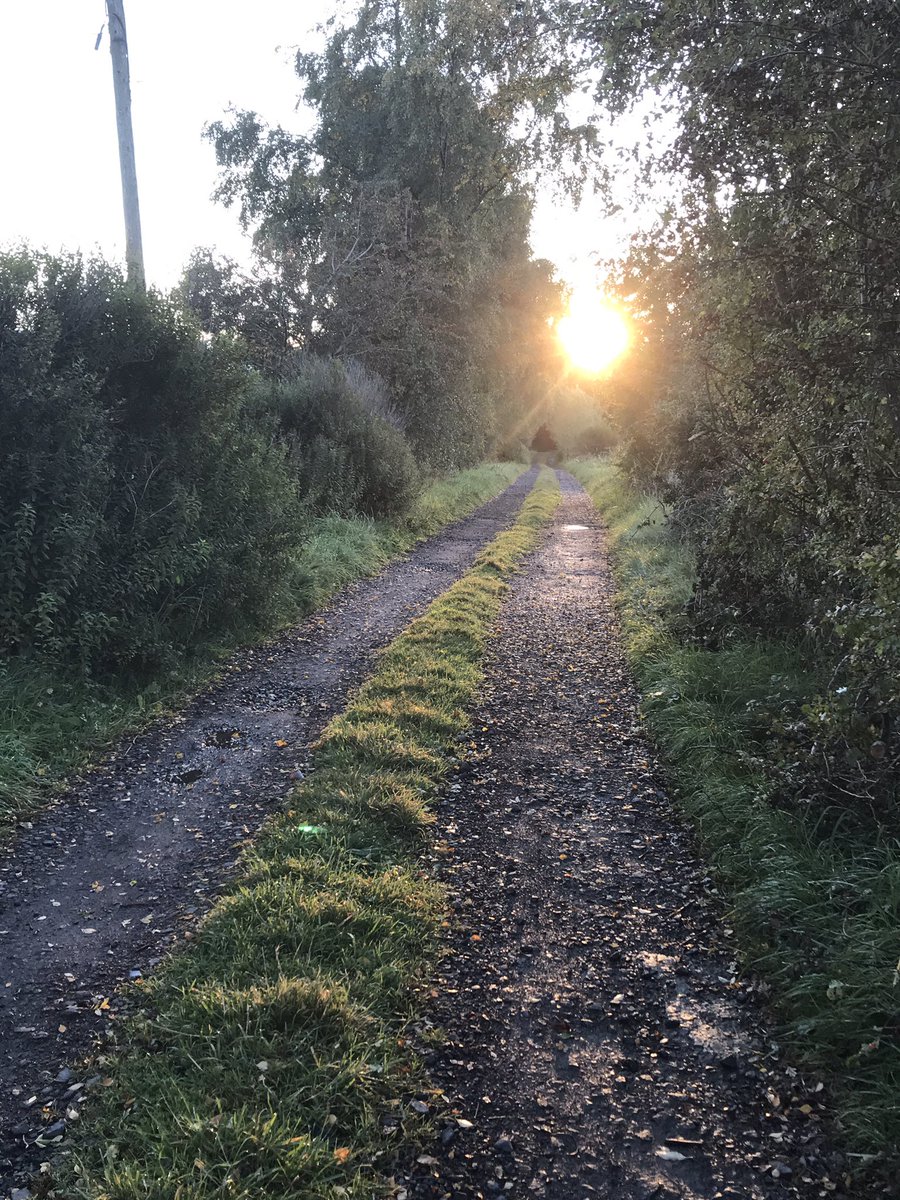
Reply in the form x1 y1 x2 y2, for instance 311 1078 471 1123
66 468 561 1200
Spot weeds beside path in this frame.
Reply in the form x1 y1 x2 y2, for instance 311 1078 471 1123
2 469 559 1198
569 457 899 1187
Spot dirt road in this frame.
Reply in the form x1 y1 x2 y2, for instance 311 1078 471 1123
0 469 863 1199
0 469 537 1192
404 474 850 1200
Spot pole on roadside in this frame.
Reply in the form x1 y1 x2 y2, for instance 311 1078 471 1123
105 0 145 289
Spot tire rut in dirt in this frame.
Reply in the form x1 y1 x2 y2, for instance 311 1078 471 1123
0 468 538 1190
404 472 855 1200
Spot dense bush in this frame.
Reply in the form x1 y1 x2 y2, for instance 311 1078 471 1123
0 250 303 674
253 356 420 519
494 436 531 464
0 248 443 678
618 309 900 825
573 422 616 456
611 235 900 824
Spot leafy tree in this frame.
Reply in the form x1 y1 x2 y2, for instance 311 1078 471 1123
206 0 583 464
177 249 301 371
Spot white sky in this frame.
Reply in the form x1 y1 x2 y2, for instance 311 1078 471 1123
0 1 645 290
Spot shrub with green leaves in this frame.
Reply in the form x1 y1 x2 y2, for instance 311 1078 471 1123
585 0 900 825
0 249 303 674
252 356 420 520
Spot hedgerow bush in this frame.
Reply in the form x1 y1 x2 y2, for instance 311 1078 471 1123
254 355 420 519
0 250 303 674
611 238 900 828
494 436 531 463
0 249 440 682
573 422 617 456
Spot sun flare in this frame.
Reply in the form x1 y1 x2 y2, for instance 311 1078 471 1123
557 291 630 374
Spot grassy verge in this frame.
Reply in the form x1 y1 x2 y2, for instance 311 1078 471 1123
0 463 524 832
292 463 528 609
569 457 900 1177
60 468 560 1200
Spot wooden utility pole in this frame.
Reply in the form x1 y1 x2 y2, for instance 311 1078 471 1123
105 0 145 288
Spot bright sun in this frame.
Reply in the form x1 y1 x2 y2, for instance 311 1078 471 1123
557 291 630 374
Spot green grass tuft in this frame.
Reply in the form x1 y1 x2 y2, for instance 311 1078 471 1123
570 456 900 1177
61 468 560 1200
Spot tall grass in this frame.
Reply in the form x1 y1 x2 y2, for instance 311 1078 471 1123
62 470 561 1200
570 457 900 1179
0 463 524 832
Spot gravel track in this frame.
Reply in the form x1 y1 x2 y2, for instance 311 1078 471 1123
0 468 537 1192
404 473 858 1200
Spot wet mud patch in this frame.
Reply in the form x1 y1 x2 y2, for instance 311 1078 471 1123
204 727 243 749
